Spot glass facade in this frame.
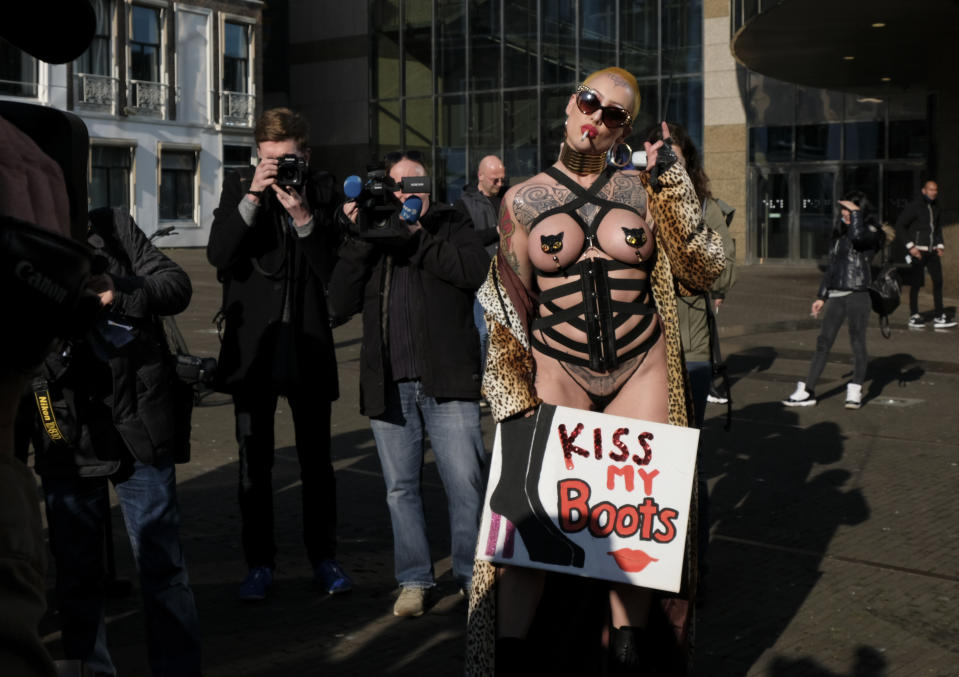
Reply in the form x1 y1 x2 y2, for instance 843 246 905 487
748 72 929 261
370 0 704 202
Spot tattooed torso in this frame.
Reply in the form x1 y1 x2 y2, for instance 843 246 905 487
500 166 660 390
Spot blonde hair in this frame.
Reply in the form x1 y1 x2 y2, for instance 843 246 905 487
583 67 641 119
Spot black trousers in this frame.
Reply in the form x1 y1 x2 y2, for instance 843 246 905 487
806 291 871 389
233 383 336 569
908 252 944 316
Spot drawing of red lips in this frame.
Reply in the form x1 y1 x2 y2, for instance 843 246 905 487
608 548 659 572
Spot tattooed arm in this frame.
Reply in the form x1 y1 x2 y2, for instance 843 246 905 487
497 185 533 289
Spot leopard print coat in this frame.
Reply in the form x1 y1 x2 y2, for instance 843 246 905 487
465 162 725 676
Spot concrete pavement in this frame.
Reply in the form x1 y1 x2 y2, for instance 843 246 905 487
33 252 959 676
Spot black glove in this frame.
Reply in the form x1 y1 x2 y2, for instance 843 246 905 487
648 136 679 194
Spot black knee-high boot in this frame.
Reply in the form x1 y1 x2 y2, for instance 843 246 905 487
489 405 585 567
609 625 657 677
495 637 530 677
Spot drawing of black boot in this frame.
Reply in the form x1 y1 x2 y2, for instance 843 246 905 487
489 404 585 568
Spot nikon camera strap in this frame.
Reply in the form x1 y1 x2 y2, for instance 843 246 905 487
32 376 70 445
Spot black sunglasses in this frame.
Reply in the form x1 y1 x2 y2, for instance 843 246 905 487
575 85 632 128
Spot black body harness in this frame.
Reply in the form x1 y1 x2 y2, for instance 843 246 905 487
529 167 659 373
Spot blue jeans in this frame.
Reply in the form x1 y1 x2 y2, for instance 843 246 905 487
43 457 201 676
369 380 489 590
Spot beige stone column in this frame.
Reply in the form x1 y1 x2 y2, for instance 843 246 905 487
703 0 748 263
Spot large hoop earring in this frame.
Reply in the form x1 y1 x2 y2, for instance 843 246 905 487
607 141 632 168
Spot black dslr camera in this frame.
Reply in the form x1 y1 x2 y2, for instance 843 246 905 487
346 167 431 239
275 154 308 188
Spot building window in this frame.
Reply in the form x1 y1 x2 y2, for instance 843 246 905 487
76 0 112 76
90 144 133 211
131 5 161 82
74 0 118 111
127 4 167 117
222 20 254 126
223 22 249 93
159 150 197 221
223 144 253 172
0 38 39 98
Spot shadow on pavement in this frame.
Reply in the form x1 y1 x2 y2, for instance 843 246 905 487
769 645 887 677
39 424 474 676
696 402 870 676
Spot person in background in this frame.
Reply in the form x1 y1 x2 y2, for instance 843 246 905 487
646 122 736 429
455 155 508 368
207 107 351 601
896 180 956 329
329 151 490 618
31 208 201 676
783 192 883 409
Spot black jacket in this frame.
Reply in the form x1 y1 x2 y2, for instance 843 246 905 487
207 168 340 398
327 203 490 417
817 210 883 298
895 196 943 251
454 184 501 255
33 208 192 477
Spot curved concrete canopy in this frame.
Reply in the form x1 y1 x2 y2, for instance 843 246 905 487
731 0 959 95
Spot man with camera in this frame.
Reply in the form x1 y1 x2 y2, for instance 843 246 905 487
30 207 202 677
208 107 350 601
328 152 490 617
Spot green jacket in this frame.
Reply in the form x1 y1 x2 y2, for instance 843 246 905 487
677 197 737 363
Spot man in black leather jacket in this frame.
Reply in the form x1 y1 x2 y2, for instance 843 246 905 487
208 108 351 601
328 152 490 617
895 181 955 328
31 207 201 676
783 192 882 409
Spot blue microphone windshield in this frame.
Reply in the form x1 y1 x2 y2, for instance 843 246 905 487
343 175 363 199
399 196 423 223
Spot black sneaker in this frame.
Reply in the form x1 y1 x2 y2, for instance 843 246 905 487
707 383 728 405
908 314 925 329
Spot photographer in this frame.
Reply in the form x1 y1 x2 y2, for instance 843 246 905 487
1 117 83 677
30 208 201 676
328 152 490 617
207 107 350 601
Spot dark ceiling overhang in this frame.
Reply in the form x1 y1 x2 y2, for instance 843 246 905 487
732 0 959 95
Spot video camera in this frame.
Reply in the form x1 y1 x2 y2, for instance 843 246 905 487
275 154 308 188
344 168 431 239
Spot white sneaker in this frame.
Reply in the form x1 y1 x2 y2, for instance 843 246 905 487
908 314 925 329
782 381 816 407
845 383 862 409
933 314 957 329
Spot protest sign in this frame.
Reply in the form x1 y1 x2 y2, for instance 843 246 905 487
477 404 699 593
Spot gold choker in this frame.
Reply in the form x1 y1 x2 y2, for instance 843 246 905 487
558 142 606 175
